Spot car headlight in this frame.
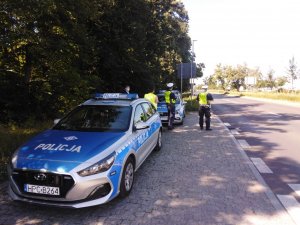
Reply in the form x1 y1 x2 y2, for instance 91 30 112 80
78 152 115 177
11 149 19 168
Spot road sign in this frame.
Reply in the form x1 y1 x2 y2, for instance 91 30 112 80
177 63 197 79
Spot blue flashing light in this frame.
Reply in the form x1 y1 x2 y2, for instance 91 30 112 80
94 93 139 100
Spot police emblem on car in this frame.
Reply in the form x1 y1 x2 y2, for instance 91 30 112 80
8 93 162 208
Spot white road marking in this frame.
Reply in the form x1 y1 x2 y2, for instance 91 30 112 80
277 195 300 225
237 139 250 148
250 158 273 174
267 112 281 117
231 129 240 135
288 184 300 197
224 122 231 126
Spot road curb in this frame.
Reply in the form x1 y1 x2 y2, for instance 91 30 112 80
214 115 296 224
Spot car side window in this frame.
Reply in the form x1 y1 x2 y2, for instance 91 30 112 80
134 104 146 124
142 103 155 119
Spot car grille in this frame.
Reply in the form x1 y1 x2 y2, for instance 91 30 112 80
159 112 168 116
12 170 75 198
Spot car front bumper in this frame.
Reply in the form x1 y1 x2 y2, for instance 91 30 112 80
8 167 117 208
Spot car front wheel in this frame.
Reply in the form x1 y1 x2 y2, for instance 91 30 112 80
154 130 162 151
119 157 135 198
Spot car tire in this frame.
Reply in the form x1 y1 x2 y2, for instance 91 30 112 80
119 157 135 198
154 130 162 151
179 119 184 125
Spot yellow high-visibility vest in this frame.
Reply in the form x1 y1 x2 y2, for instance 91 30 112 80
165 91 176 104
144 93 157 109
198 92 208 105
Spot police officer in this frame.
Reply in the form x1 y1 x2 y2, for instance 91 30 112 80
165 83 176 130
124 85 130 94
144 86 159 109
197 85 214 130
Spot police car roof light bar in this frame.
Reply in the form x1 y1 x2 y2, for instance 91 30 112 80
94 93 139 100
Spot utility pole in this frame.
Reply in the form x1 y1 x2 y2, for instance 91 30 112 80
191 40 197 97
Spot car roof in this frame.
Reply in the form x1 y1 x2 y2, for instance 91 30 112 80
81 93 145 107
157 91 180 96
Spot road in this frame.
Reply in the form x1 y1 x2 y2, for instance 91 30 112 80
0 113 294 225
212 94 300 200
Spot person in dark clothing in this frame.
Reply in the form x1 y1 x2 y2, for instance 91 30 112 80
124 85 130 94
196 85 214 130
165 83 176 130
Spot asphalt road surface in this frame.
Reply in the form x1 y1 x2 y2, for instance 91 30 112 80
212 93 300 201
0 112 294 225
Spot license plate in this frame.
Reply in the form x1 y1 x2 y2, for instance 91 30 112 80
24 184 60 196
160 116 168 121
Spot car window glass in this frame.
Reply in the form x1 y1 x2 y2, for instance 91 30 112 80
158 95 165 102
53 105 131 132
142 103 154 119
134 104 146 124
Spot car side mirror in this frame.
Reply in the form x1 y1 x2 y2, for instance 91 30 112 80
134 122 149 131
54 119 60 125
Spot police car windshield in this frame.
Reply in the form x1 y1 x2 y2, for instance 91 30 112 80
53 105 132 132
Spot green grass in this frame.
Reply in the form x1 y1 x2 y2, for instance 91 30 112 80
0 122 52 181
184 96 199 111
225 91 300 102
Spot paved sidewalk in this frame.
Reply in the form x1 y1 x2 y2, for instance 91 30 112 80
0 112 296 225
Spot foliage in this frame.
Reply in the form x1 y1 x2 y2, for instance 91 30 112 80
183 96 198 111
0 121 52 181
209 64 262 90
0 0 192 124
287 57 300 89
209 64 290 91
226 90 300 102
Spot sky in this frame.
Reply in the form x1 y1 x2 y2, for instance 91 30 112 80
182 0 300 78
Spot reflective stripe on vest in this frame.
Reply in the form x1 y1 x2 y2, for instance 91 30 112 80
165 91 176 104
144 93 157 109
199 92 208 105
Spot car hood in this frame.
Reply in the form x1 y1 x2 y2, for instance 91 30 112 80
14 130 126 172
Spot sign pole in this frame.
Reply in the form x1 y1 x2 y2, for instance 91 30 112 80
181 63 183 94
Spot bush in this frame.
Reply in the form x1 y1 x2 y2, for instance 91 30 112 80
0 121 52 181
184 97 198 111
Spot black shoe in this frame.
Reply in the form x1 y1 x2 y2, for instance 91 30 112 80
206 128 212 131
200 127 203 130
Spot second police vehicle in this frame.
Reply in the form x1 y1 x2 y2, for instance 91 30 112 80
157 90 186 125
8 93 162 208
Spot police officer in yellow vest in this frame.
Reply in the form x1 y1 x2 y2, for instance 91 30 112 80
196 85 214 130
165 83 176 130
144 86 159 109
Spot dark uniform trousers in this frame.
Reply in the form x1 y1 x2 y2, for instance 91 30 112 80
167 103 175 128
199 105 211 129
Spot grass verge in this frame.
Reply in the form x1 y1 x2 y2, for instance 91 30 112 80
184 96 198 111
225 91 300 103
0 122 52 181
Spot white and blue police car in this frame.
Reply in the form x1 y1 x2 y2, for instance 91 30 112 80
157 90 186 125
8 93 162 208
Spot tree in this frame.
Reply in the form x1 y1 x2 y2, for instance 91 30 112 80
210 64 262 90
0 0 192 123
266 69 276 89
287 57 299 90
276 76 287 87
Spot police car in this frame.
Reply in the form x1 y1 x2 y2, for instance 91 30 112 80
8 93 162 208
157 90 186 125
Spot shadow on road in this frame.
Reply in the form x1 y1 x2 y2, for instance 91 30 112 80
0 112 294 225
